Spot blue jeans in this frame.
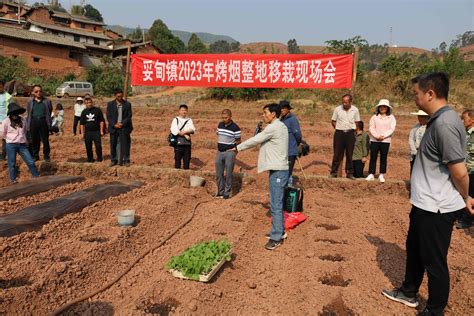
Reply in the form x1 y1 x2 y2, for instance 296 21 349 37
269 169 289 241
6 143 39 182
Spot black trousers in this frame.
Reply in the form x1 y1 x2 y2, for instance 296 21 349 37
174 145 191 169
368 141 390 174
353 160 365 178
29 118 50 160
73 115 81 135
288 155 297 177
84 130 102 162
110 129 131 164
401 206 461 316
330 130 356 175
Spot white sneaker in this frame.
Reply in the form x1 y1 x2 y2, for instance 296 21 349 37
379 174 385 183
365 174 375 181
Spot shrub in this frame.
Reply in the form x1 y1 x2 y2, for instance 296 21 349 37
0 56 28 83
86 56 125 96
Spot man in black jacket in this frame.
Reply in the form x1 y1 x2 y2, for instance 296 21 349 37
26 84 52 162
106 88 133 167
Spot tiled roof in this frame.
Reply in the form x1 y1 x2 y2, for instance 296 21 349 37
0 24 86 49
51 11 104 26
29 21 111 40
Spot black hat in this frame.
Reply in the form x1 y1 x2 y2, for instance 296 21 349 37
7 102 26 116
279 100 292 110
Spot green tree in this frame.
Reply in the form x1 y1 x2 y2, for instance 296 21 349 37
187 33 208 53
70 5 84 15
148 19 186 53
128 26 144 42
325 36 368 54
450 31 474 48
287 38 301 54
86 56 124 96
230 41 240 52
84 4 103 22
0 56 28 83
209 40 231 53
439 42 447 54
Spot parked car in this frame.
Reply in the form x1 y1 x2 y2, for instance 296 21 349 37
56 81 94 98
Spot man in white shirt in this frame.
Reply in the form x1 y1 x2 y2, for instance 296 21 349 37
170 104 196 169
329 94 360 179
73 97 85 136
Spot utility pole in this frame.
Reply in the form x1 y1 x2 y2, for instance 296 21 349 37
390 26 393 47
123 43 132 100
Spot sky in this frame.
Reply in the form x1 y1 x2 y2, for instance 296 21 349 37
50 0 473 49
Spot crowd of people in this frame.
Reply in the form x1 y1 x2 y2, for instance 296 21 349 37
0 72 473 315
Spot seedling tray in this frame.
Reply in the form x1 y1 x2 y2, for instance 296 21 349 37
169 250 232 282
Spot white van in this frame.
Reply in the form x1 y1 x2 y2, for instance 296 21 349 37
56 81 94 98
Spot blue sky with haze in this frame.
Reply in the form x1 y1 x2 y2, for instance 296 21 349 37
46 0 473 49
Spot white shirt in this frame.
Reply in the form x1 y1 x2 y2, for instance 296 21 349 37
170 116 196 135
74 103 86 117
331 105 360 130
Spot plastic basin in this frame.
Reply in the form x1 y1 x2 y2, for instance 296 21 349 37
190 176 205 187
117 209 135 226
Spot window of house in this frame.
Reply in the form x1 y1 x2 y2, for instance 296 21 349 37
74 35 80 42
94 27 97 31
69 52 74 59
33 57 40 63
94 39 100 45
80 23 85 29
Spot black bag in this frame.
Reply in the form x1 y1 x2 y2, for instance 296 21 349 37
284 185 304 212
168 118 189 147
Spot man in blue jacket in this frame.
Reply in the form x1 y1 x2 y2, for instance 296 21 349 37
279 100 302 184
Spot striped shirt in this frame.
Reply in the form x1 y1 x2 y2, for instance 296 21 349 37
216 121 241 152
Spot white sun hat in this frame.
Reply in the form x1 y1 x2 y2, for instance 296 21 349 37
410 109 429 116
76 97 84 101
375 99 392 109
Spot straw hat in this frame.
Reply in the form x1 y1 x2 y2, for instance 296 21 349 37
375 99 392 109
410 110 429 116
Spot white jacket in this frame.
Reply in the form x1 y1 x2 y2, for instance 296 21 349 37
237 119 288 173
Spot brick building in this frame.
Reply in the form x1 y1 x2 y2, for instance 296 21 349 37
0 2 160 75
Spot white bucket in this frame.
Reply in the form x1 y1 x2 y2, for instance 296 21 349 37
190 176 205 187
117 209 135 226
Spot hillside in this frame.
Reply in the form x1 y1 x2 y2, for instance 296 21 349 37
107 25 238 44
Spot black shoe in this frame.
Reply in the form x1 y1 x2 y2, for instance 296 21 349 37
97 158 103 162
417 308 435 316
223 194 230 199
265 239 283 250
123 161 130 167
347 174 355 180
265 232 288 240
44 157 51 163
328 173 337 178
87 159 94 163
381 288 419 308
109 161 118 167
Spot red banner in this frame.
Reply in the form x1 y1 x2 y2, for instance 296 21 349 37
131 54 353 89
